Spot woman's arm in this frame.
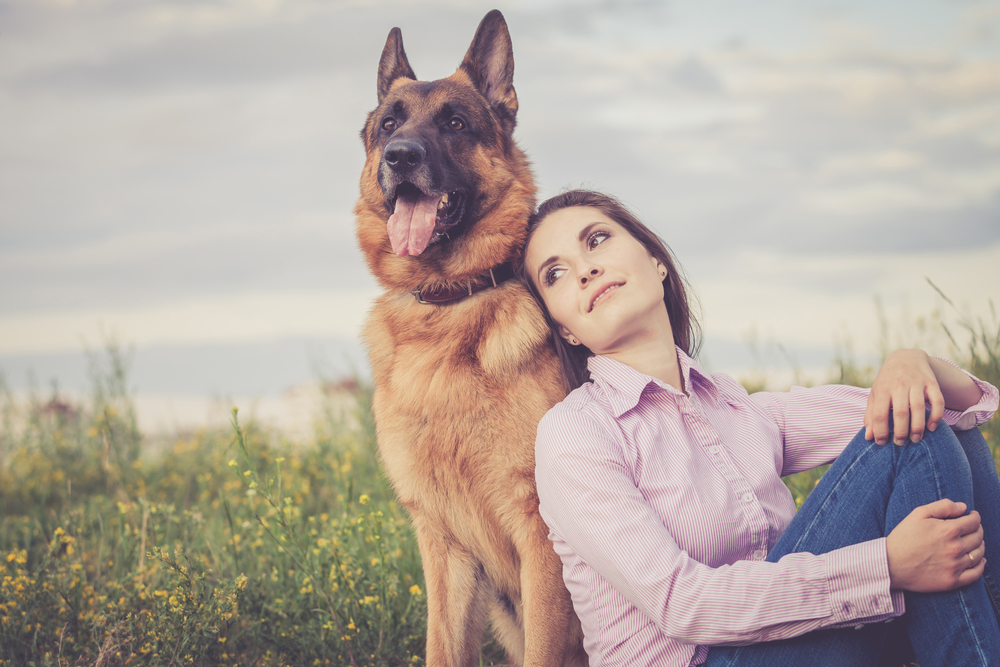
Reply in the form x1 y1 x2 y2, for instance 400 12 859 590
748 352 995 476
535 406 902 647
928 355 986 412
864 349 984 446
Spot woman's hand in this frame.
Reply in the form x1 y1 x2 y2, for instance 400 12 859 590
886 499 985 591
865 349 944 446
865 349 984 445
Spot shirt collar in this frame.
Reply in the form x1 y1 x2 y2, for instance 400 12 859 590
586 348 720 418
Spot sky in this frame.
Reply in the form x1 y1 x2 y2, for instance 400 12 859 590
2 0 999 400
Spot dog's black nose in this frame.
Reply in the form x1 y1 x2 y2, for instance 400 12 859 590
384 138 426 172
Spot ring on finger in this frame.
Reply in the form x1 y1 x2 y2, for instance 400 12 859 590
969 552 976 567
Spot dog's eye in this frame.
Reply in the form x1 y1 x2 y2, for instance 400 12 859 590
587 231 610 250
382 118 397 132
448 117 465 131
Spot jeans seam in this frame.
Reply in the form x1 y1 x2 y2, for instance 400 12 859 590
924 441 945 509
984 572 1000 620
788 443 877 553
958 585 990 665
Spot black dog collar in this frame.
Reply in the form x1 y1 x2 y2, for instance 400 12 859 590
412 263 516 304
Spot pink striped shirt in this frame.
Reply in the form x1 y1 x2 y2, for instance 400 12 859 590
534 350 999 667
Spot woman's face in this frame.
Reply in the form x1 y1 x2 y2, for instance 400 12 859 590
524 206 669 355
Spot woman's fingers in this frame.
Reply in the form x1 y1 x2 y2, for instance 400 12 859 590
934 505 980 539
957 530 987 586
968 542 987 567
892 394 910 446
958 525 985 556
907 385 926 443
926 383 946 433
870 391 892 445
878 384 942 445
889 381 920 445
867 349 947 445
921 498 968 520
957 557 987 588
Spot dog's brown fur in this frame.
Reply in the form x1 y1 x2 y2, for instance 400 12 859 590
354 10 586 667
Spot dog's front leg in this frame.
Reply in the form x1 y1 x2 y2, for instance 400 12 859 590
518 525 588 666
416 522 490 667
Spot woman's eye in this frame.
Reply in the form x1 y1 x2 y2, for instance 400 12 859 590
448 117 465 130
382 117 397 131
587 231 610 249
544 267 565 286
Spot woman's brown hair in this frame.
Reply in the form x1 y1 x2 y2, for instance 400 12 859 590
517 190 702 392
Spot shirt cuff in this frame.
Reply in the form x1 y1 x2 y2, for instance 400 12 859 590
820 538 904 628
935 357 999 430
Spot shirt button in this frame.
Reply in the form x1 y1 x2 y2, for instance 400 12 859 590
708 445 720 455
742 492 754 503
753 550 765 560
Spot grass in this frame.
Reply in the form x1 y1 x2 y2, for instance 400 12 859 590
0 355 426 666
0 299 997 666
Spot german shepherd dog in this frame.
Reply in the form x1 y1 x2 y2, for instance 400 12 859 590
354 10 587 667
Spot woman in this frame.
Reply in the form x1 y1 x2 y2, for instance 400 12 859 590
519 189 1000 667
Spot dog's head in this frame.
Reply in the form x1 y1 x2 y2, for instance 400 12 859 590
355 10 535 290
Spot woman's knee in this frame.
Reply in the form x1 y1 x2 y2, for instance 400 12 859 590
887 421 975 516
953 426 993 468
907 421 970 472
832 419 970 484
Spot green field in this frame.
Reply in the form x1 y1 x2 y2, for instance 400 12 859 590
2 307 997 666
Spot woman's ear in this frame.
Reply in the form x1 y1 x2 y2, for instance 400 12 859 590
656 260 667 280
559 325 580 346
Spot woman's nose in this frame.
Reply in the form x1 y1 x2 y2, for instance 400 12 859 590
579 267 601 285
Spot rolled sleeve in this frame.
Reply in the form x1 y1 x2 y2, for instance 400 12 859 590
935 357 999 430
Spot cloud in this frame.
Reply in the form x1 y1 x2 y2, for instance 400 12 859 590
513 28 1000 257
0 213 374 313
691 241 1000 354
15 13 357 92
2 0 998 388
0 288 378 355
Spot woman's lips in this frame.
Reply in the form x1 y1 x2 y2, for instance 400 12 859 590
589 282 623 312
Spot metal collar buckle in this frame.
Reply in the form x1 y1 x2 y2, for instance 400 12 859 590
412 287 430 304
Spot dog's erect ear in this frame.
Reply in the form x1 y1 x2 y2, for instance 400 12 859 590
460 10 518 118
377 27 417 104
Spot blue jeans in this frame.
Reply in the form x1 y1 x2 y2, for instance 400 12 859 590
705 423 1000 667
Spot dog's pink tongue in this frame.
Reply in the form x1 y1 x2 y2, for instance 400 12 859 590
387 194 438 256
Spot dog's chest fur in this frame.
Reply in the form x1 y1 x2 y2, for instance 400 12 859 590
364 284 563 516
